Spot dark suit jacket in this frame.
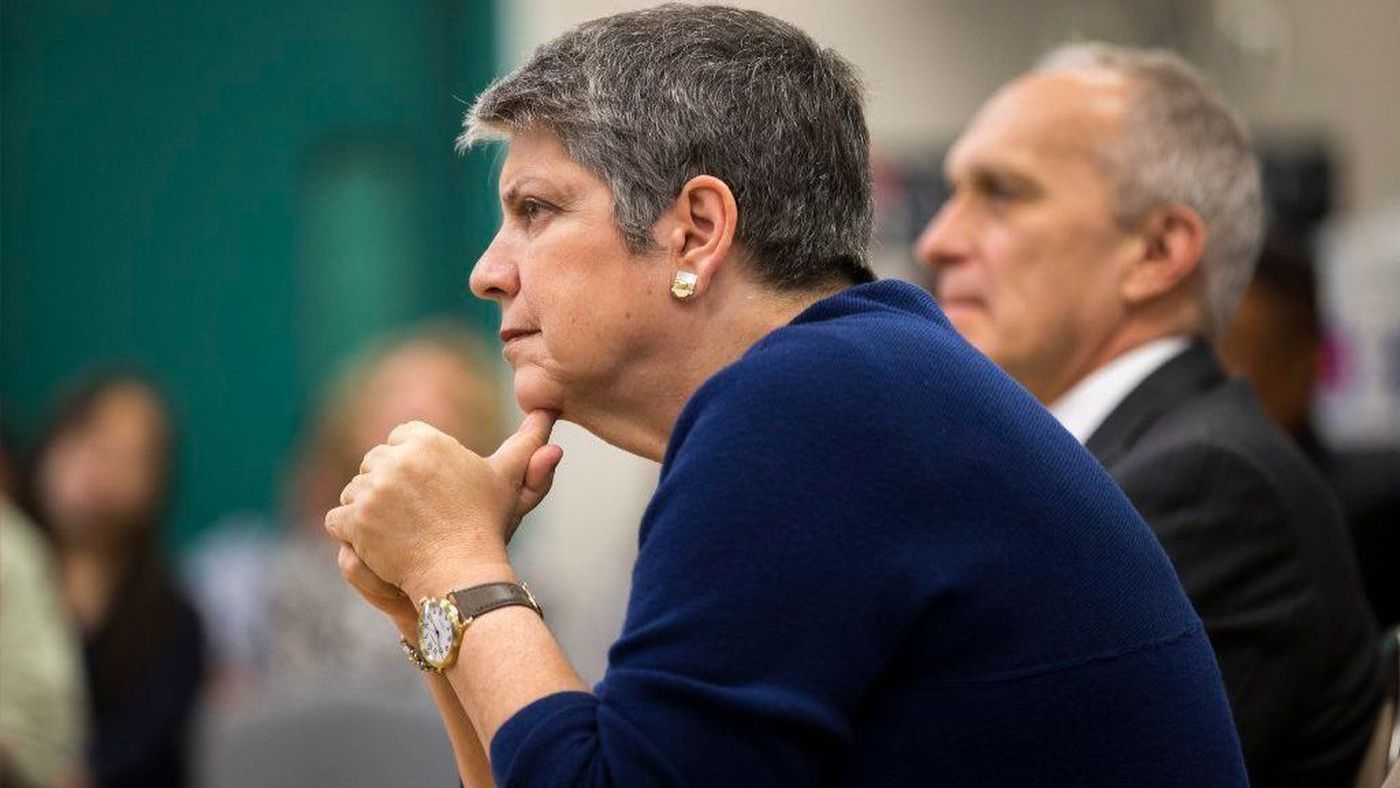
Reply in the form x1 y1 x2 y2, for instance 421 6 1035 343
1086 341 1380 788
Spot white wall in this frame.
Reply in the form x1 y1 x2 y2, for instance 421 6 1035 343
1188 0 1400 216
501 0 1185 148
501 0 1399 213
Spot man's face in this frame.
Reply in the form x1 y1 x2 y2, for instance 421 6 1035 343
914 71 1142 402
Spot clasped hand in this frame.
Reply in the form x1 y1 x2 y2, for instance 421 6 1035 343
324 410 563 620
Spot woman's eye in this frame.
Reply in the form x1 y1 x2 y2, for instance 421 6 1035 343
521 199 549 225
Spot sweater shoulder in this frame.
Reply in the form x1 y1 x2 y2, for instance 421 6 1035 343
665 304 938 462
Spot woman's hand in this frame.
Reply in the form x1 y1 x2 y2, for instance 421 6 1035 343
325 410 563 602
335 542 419 635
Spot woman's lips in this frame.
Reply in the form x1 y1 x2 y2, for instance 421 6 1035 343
499 328 539 344
500 329 540 362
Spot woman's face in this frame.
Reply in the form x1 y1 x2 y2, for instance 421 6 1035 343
353 344 496 455
470 131 679 422
37 383 169 548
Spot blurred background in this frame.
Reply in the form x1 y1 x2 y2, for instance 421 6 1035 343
2 1 1397 786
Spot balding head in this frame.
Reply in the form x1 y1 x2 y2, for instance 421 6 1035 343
915 44 1262 403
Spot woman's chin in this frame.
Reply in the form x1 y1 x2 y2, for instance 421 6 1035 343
512 369 564 415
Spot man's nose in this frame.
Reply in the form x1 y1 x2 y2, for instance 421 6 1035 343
913 198 972 272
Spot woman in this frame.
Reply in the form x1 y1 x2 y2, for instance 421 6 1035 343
267 321 503 692
326 6 1246 786
29 372 204 788
1 417 87 788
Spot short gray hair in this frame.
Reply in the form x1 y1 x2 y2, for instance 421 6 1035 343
1036 43 1264 337
460 4 875 291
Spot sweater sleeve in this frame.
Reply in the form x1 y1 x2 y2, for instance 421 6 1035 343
491 343 932 787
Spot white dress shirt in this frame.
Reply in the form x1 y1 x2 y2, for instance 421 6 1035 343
1048 336 1192 444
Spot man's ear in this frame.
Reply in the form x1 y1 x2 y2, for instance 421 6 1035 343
659 175 739 298
1121 203 1207 305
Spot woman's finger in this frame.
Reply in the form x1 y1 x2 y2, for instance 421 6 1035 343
360 443 393 474
520 444 564 510
337 542 395 597
386 419 437 446
339 472 370 506
324 504 349 541
337 543 416 624
489 410 557 483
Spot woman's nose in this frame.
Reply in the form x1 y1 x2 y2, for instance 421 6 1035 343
469 232 520 302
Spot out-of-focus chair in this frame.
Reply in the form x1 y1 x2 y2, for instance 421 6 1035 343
195 689 455 788
1355 626 1400 787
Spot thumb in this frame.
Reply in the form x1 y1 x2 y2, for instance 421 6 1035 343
521 444 564 506
488 410 558 483
507 444 564 542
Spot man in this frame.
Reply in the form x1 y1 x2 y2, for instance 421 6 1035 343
915 43 1380 786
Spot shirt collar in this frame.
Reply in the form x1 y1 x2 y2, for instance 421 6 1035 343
1048 335 1192 444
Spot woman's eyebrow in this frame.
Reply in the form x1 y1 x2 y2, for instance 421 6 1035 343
501 176 554 202
502 177 578 211
499 182 526 207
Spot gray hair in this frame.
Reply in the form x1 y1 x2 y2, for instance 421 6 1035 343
1036 43 1264 337
459 4 875 291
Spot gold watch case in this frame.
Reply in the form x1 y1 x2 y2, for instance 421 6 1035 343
416 595 466 671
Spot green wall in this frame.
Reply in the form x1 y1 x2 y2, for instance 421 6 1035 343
2 0 502 546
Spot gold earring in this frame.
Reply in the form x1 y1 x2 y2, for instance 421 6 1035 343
670 270 699 300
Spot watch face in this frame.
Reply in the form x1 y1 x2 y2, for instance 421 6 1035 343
418 599 458 667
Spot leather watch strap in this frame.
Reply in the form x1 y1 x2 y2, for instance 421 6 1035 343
448 581 543 623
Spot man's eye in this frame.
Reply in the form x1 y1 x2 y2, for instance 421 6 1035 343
983 179 1017 202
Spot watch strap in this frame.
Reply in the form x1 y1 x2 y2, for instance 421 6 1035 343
449 581 543 623
399 636 440 673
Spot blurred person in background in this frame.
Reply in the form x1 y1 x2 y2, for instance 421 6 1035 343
327 6 1246 786
1219 232 1400 628
264 321 503 694
28 373 205 788
915 42 1379 786
1218 233 1324 445
1 411 88 787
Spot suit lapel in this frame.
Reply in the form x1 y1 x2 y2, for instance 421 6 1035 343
1085 341 1225 469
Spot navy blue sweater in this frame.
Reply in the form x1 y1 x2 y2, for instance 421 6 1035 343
491 281 1246 786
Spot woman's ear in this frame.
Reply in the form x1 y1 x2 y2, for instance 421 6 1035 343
1120 203 1207 306
664 175 738 299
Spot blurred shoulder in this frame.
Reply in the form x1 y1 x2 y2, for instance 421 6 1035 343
1 502 54 579
1130 379 1330 499
1112 381 1346 550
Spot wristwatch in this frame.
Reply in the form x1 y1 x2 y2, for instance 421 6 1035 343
407 581 543 672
